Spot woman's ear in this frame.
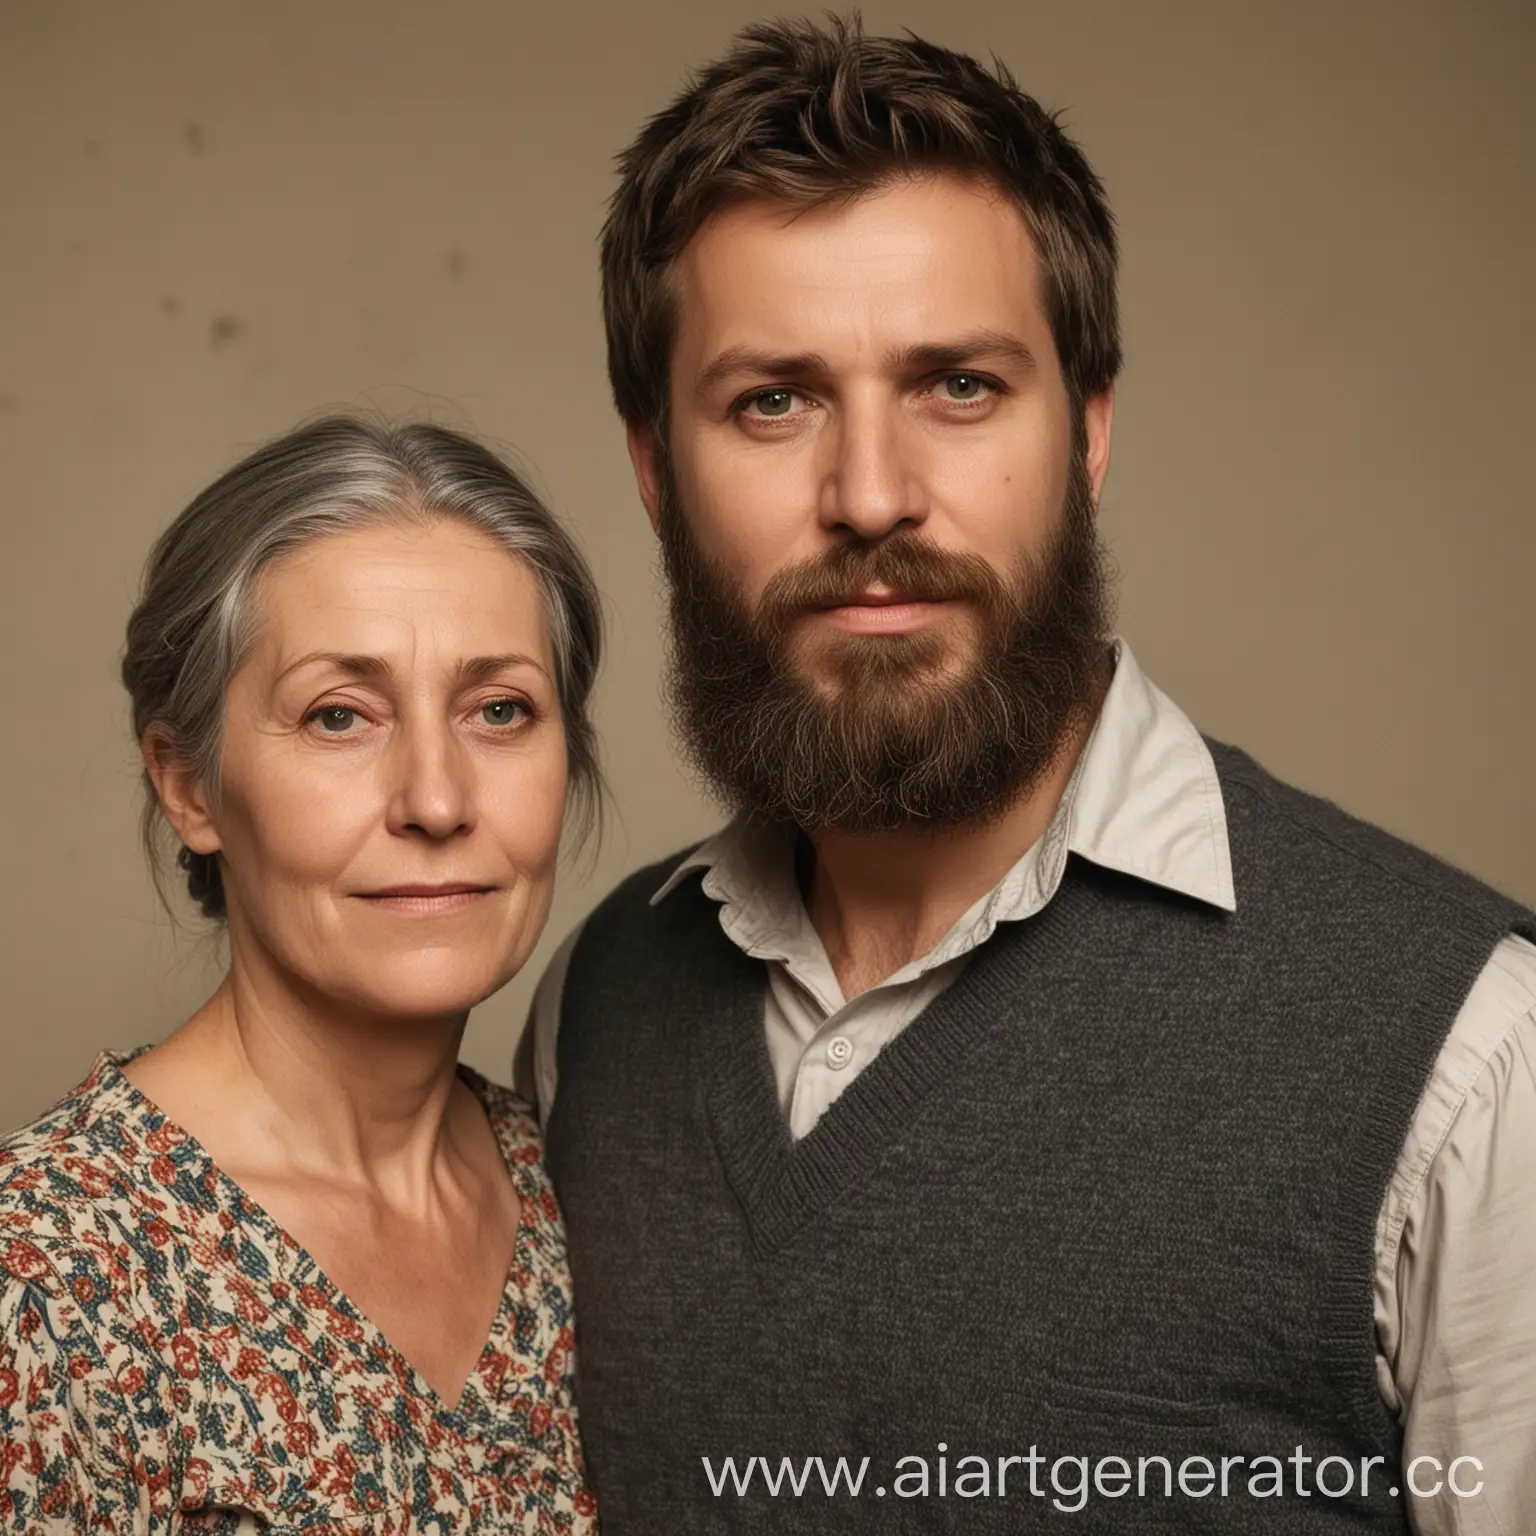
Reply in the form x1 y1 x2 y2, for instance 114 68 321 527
142 733 222 855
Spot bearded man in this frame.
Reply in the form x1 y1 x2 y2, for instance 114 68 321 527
516 18 1536 1533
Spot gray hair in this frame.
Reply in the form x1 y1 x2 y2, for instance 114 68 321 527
122 414 605 920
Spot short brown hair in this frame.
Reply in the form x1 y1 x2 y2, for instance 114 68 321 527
601 14 1121 434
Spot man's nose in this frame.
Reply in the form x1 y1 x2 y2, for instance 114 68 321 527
818 396 928 540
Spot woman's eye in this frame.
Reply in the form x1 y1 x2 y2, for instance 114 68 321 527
739 388 802 419
309 705 360 734
932 373 994 403
480 698 528 727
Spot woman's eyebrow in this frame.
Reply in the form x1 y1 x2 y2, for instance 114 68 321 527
273 651 392 687
456 653 551 685
272 652 550 687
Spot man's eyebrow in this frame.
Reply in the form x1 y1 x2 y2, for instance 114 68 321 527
695 345 831 398
693 332 1038 398
888 330 1039 375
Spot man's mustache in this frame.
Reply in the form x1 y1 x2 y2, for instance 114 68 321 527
756 538 1003 628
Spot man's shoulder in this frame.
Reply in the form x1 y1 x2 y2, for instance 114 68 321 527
1207 737 1533 930
579 842 712 927
552 837 734 1015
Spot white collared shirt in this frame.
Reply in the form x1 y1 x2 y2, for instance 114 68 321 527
520 640 1536 1535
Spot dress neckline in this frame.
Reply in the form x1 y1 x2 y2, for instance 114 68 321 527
84 1046 549 1427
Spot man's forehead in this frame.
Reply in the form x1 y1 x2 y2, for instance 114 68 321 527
671 176 1048 364
679 176 1040 284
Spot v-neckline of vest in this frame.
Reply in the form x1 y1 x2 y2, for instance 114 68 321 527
701 864 1090 1254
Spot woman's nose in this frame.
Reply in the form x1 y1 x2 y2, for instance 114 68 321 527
386 723 475 840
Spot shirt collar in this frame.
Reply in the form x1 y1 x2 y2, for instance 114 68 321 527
650 637 1236 918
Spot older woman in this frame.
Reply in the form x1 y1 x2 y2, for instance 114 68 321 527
0 418 601 1532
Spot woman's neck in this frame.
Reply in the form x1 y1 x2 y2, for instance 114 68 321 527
125 951 473 1204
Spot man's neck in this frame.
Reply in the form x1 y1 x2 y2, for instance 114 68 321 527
803 695 1104 1001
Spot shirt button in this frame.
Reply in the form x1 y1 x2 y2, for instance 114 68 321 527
826 1035 854 1070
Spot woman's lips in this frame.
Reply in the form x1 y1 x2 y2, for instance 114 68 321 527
356 884 495 914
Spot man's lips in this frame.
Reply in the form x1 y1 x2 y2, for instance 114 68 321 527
813 589 952 634
818 587 924 607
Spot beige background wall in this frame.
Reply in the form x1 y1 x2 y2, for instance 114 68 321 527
1 0 1531 1132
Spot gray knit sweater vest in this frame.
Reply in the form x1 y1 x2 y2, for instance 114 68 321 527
545 743 1534 1532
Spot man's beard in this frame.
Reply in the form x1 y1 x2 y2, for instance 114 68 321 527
657 453 1113 833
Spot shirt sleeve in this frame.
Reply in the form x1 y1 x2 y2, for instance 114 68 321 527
0 1252 157 1533
1375 932 1536 1536
513 920 586 1127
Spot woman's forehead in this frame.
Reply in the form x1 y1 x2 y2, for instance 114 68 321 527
252 520 551 675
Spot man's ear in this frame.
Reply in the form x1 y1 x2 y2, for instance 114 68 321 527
141 732 221 856
1083 384 1115 505
626 422 664 536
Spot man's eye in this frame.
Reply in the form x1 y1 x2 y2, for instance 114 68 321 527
739 388 802 418
308 705 360 733
480 698 529 727
932 374 994 403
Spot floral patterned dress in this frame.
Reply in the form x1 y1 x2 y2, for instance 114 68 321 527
0 1052 598 1533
